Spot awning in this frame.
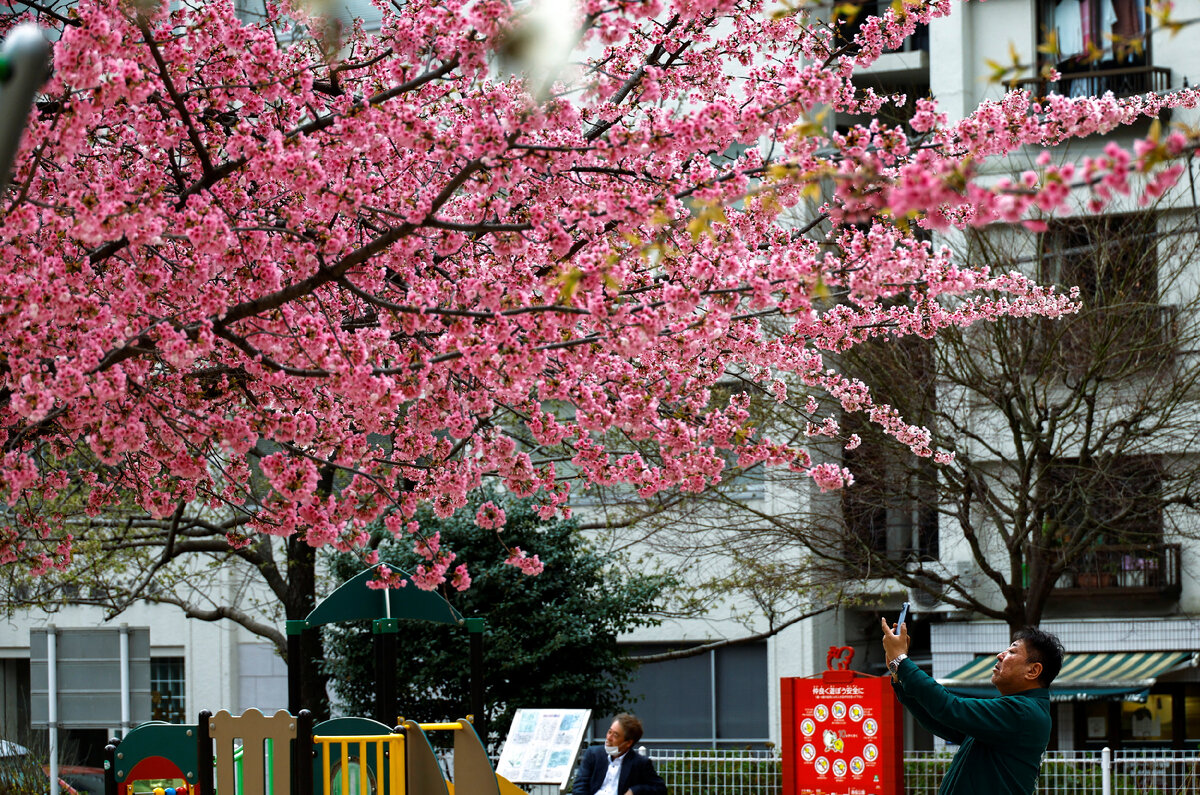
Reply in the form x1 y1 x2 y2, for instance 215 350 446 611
938 651 1197 702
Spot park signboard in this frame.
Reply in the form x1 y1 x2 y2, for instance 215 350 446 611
495 708 592 789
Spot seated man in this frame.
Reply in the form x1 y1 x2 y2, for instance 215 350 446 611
572 713 667 795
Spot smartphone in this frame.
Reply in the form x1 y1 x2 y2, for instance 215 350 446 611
896 601 910 631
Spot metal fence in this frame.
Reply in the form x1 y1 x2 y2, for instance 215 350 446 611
634 748 1200 795
649 748 782 795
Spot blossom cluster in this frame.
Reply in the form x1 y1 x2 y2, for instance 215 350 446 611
0 0 1193 589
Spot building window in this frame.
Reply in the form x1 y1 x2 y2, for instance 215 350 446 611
835 326 938 577
1043 0 1145 62
1044 455 1163 546
1123 695 1173 742
151 657 186 724
835 1 929 53
842 430 939 574
1039 214 1173 374
1043 214 1157 306
1185 688 1200 741
594 643 769 747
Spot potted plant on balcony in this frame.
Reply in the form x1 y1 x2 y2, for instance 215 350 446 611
1077 558 1120 588
1074 547 1119 588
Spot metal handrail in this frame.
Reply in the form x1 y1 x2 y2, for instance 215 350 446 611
313 733 405 795
1010 65 1172 98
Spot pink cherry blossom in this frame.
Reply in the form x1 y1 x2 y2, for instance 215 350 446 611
504 548 545 576
0 0 1194 588
475 501 507 531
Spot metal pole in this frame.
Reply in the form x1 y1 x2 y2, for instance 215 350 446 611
466 618 486 743
709 649 717 750
119 624 131 737
47 625 59 795
1101 746 1112 795
374 618 399 726
286 620 305 714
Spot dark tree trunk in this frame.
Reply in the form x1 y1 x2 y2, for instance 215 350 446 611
285 534 330 720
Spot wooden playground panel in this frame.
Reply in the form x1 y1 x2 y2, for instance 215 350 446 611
107 709 526 795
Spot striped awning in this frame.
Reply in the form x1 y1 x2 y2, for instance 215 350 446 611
937 651 1197 702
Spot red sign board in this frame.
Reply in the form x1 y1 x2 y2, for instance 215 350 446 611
781 665 904 795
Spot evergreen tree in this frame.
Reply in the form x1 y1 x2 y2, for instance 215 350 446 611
323 492 676 745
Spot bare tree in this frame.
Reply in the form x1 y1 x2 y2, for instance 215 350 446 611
0 459 335 718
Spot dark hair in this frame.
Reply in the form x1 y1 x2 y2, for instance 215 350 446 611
614 713 644 745
1014 626 1065 687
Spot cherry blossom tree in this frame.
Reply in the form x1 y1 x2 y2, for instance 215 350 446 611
1 0 1197 598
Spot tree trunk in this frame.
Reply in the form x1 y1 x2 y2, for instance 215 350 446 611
285 535 330 720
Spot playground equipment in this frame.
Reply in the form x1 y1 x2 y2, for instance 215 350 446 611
105 711 525 795
107 719 201 795
105 563 512 795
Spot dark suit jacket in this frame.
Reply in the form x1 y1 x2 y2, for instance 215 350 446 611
571 746 667 795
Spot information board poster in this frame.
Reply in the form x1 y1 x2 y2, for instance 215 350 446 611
496 708 592 788
781 671 904 795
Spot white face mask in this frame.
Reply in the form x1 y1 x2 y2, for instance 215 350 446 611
604 744 621 756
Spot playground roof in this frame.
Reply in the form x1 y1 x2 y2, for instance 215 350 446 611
302 562 464 628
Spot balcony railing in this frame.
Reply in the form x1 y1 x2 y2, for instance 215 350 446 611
1054 543 1181 599
1011 65 1171 99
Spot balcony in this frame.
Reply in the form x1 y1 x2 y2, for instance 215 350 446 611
1054 543 1181 600
1012 65 1171 99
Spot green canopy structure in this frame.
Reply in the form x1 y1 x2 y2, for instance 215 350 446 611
301 562 464 628
288 563 485 732
938 650 1198 702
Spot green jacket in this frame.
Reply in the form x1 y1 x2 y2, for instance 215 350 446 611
893 658 1051 795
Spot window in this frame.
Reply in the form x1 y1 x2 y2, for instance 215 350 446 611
835 1 929 54
1042 0 1145 63
836 81 933 141
593 643 770 747
838 333 939 576
1122 695 1173 742
1043 214 1157 305
1077 685 1200 749
1045 455 1163 546
1040 214 1173 373
842 425 938 574
1185 688 1200 741
150 657 186 723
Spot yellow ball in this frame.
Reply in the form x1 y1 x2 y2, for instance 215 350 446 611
154 788 165 795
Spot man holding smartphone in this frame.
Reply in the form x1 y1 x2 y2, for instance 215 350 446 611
881 618 1064 795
